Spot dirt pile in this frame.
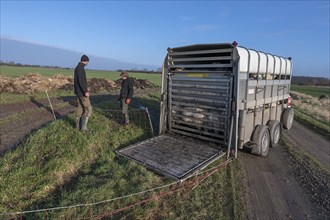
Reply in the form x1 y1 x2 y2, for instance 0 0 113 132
88 78 117 93
0 74 157 94
0 73 72 94
115 78 158 89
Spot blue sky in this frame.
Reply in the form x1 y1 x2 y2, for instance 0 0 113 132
1 0 329 77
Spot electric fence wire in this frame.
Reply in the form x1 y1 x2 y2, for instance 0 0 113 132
0 159 233 217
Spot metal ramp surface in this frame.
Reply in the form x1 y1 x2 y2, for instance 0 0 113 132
117 134 225 180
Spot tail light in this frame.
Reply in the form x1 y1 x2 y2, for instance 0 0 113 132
287 96 292 107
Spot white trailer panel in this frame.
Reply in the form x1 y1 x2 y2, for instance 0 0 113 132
237 46 291 76
258 52 267 74
266 54 275 74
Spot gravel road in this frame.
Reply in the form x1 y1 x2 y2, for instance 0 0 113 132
242 121 330 220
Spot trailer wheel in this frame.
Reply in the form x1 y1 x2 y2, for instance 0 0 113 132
251 125 270 157
282 108 294 130
267 120 282 147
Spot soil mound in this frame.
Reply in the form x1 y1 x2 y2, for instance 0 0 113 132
0 74 157 94
88 78 117 93
0 73 73 94
115 77 157 89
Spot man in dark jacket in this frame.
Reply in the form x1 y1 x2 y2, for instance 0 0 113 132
119 71 133 124
74 55 92 131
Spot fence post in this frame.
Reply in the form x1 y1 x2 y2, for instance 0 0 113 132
145 108 154 137
45 90 57 120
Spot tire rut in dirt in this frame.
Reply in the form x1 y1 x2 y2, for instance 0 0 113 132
0 106 74 155
287 121 330 170
283 130 330 218
0 98 72 118
0 95 112 155
241 141 329 220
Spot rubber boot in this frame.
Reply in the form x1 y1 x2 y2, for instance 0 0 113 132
81 116 89 132
76 117 81 130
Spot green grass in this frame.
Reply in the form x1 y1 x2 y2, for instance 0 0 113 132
0 107 157 213
291 85 330 98
0 97 245 219
1 65 74 77
0 65 162 86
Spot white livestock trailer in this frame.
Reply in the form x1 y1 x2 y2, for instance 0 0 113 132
118 42 294 180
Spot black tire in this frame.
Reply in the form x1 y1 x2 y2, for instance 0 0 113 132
251 125 270 157
282 108 294 130
267 120 282 147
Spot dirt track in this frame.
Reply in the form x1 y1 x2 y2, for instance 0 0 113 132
0 95 110 155
288 121 330 169
242 122 330 220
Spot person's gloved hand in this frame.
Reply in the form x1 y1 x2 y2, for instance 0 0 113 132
125 98 131 104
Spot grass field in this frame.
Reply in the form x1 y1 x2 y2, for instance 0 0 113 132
291 85 330 98
0 65 162 86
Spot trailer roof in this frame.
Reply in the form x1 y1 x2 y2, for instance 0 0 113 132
168 43 233 52
168 43 292 75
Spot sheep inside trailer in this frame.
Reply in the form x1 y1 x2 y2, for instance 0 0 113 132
117 42 293 180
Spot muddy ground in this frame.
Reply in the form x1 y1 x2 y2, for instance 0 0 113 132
0 90 329 219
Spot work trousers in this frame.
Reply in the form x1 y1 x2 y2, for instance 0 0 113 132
120 99 129 124
76 96 92 118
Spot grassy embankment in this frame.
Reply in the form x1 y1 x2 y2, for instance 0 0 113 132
290 85 330 139
291 85 330 98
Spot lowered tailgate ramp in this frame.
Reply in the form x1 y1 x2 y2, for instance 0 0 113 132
117 134 225 180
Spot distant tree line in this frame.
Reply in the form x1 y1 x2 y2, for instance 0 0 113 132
0 61 161 73
0 61 70 69
292 76 330 86
117 68 162 74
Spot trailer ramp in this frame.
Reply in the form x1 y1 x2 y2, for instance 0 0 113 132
117 134 225 180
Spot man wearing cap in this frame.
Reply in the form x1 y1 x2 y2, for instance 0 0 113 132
74 55 92 131
119 71 134 124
